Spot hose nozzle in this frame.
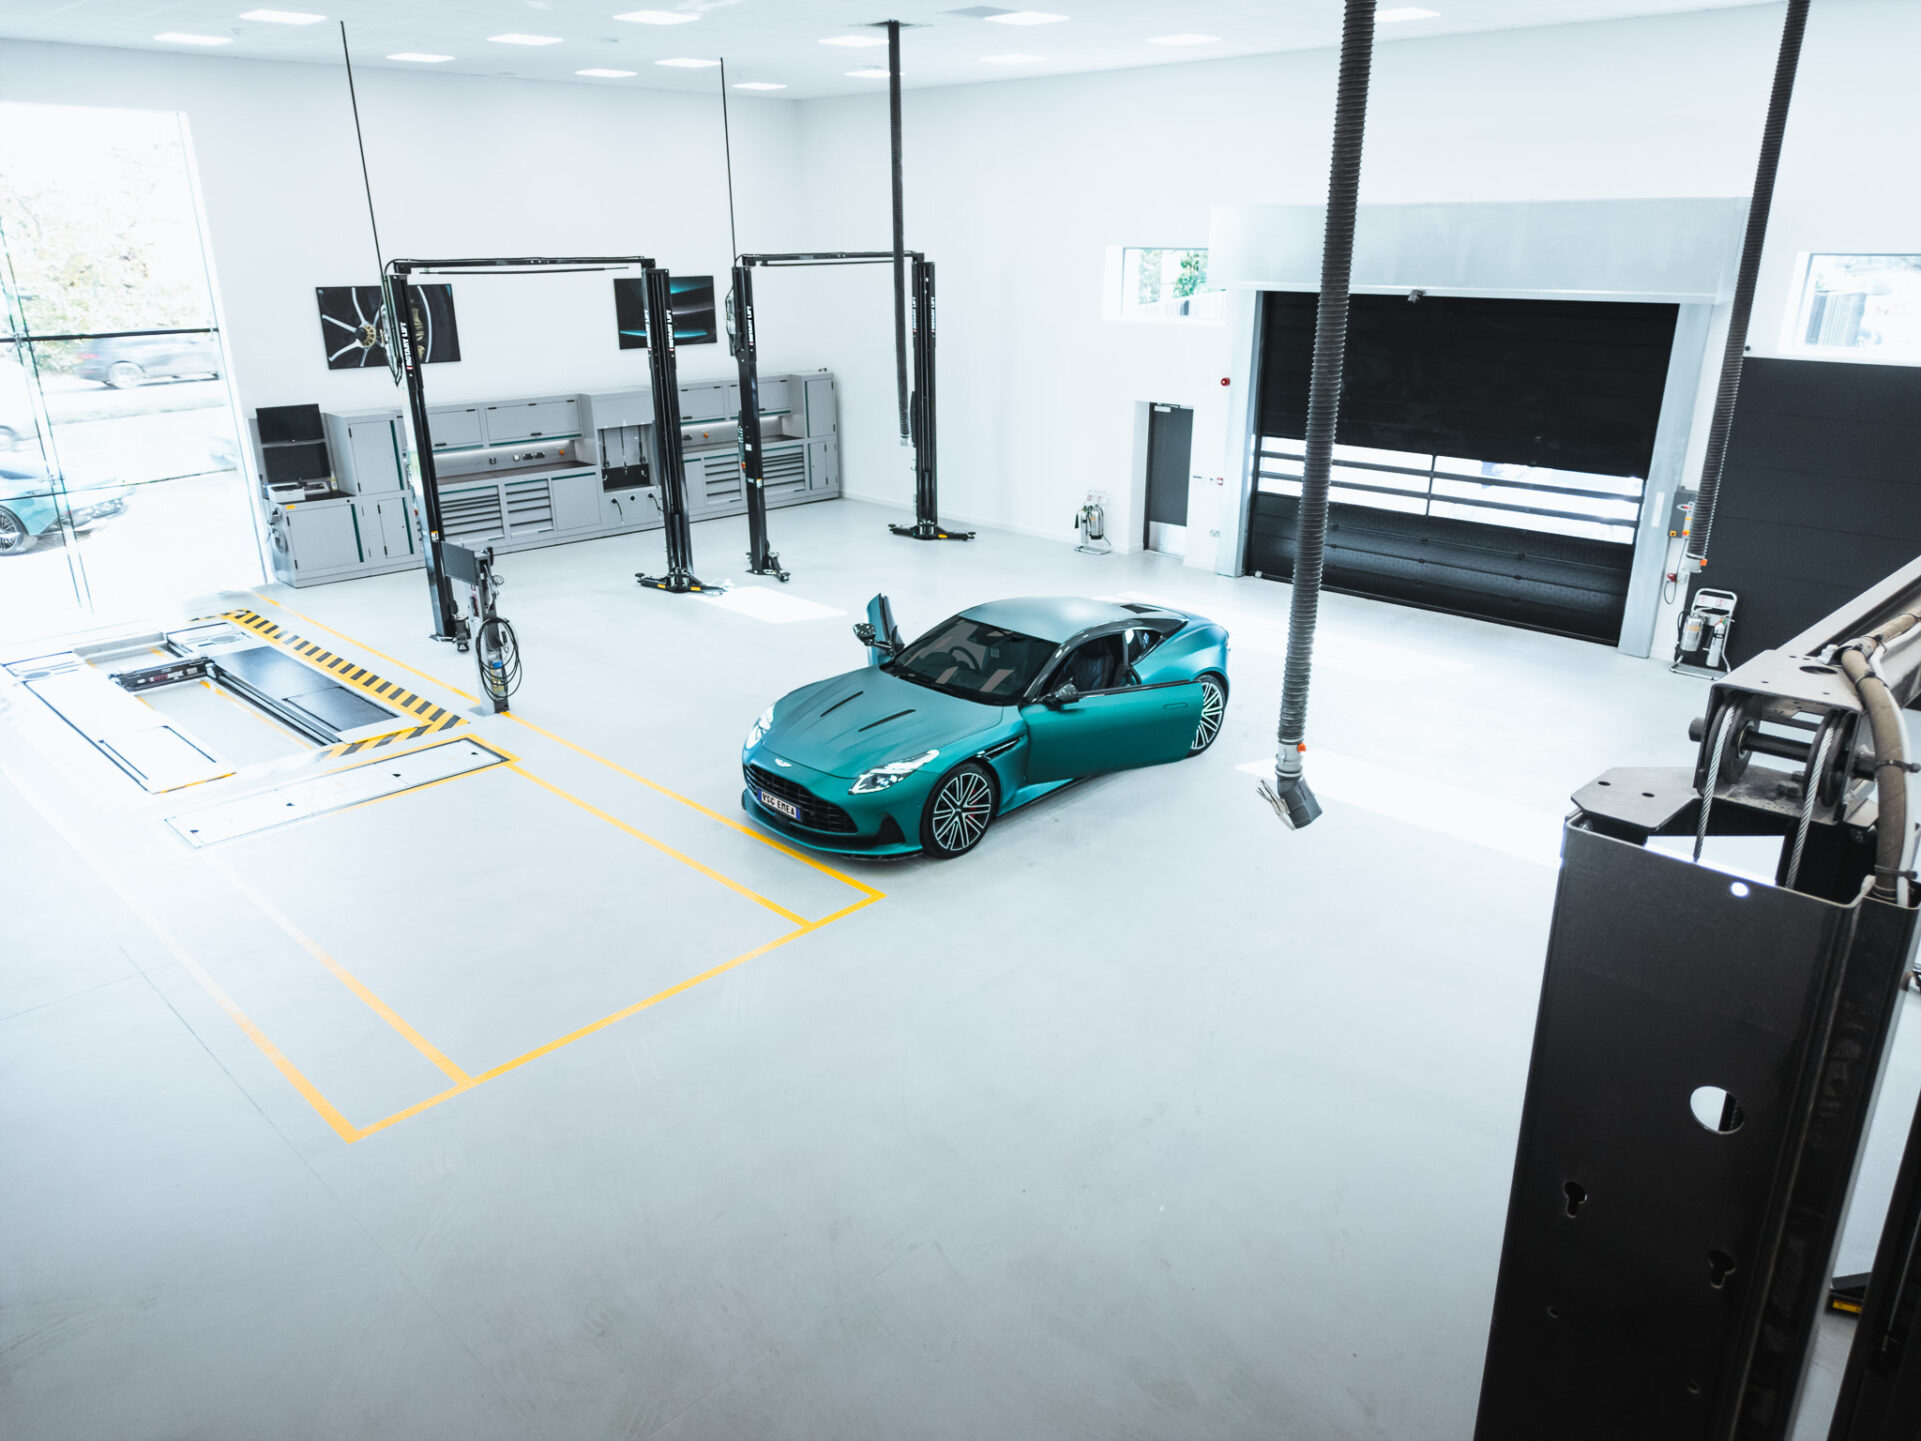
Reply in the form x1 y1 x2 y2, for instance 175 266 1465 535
1258 768 1323 830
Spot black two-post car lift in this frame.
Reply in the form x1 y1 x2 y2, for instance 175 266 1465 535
384 254 713 657
730 249 970 584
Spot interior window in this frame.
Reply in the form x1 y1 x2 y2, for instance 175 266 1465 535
1125 626 1168 666
1054 633 1128 694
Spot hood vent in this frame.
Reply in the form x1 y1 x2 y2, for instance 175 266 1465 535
857 709 916 732
820 690 863 717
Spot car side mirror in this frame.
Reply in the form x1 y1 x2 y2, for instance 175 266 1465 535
853 621 876 646
1046 682 1080 709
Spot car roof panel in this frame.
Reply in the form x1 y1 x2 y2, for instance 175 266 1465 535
957 596 1146 645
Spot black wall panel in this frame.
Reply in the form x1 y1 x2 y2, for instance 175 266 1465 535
1257 292 1679 478
1686 359 1921 667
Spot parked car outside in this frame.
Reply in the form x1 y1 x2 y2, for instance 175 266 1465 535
0 352 35 451
71 333 222 389
0 454 132 555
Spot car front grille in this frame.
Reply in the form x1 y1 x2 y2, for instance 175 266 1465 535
745 763 858 834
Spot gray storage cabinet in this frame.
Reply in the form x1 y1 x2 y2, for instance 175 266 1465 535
265 371 837 586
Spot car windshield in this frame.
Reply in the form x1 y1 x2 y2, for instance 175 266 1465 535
886 616 1057 702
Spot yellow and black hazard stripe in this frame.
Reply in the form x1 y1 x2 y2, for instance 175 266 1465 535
327 720 464 758
223 609 463 741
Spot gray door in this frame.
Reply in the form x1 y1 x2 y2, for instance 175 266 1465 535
1144 403 1192 553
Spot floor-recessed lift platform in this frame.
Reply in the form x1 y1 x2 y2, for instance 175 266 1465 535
8 617 424 794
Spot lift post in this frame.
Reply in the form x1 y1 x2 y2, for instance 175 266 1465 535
381 255 714 639
734 252 969 548
1473 554 1921 1441
728 262 787 581
634 262 715 593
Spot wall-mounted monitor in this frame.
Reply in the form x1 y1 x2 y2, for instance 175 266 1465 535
614 274 718 349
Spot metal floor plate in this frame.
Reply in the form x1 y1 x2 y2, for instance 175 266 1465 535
164 738 507 846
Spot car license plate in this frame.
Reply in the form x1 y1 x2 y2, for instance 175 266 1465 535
758 788 799 820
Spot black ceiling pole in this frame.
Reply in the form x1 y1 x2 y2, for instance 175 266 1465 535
887 19 910 445
1684 0 1809 567
1260 0 1376 830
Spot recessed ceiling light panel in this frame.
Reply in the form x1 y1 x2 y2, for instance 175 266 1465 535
576 68 636 77
154 32 232 45
388 52 453 62
240 8 327 22
981 53 1043 64
612 8 699 22
820 35 887 47
846 68 894 79
1147 34 1219 46
984 9 1069 23
732 81 787 90
656 56 719 67
1377 6 1441 20
487 34 563 46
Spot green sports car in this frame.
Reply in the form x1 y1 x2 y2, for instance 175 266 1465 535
741 594 1230 859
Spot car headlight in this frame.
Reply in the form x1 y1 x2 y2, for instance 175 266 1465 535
744 705 775 750
849 749 940 794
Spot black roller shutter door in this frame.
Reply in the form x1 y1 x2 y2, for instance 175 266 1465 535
1246 292 1678 643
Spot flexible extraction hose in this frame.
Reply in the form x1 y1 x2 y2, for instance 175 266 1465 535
887 20 911 445
1684 0 1809 566
1835 603 1921 902
1262 0 1375 830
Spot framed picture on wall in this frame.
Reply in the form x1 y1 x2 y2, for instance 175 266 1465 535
613 274 717 349
315 284 461 369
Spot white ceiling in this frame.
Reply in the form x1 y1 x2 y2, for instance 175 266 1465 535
0 0 1773 100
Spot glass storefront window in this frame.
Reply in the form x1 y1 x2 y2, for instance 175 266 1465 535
0 101 258 635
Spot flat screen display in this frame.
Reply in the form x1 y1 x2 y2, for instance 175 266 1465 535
614 274 718 349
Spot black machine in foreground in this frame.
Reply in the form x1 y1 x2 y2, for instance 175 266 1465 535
1475 555 1921 1440
383 255 715 648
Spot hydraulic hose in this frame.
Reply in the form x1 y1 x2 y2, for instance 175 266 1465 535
1836 604 1921 902
887 20 910 444
1685 0 1809 566
1264 0 1375 830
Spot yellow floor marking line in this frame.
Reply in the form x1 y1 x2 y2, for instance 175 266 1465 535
503 713 886 903
352 889 882 1141
250 589 881 904
2 763 358 1144
509 765 809 927
6 745 881 1144
197 849 472 1086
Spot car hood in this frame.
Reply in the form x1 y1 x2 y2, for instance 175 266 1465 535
766 667 1007 779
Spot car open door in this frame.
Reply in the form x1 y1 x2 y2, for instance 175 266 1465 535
858 593 905 667
1019 679 1204 783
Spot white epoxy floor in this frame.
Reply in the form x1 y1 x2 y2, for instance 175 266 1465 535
2 498 1914 1439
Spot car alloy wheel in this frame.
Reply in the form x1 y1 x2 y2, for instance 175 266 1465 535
105 361 144 389
0 507 34 556
921 762 996 859
1191 672 1228 753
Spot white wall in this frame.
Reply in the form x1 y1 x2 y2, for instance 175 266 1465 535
0 40 810 419
790 0 1921 563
